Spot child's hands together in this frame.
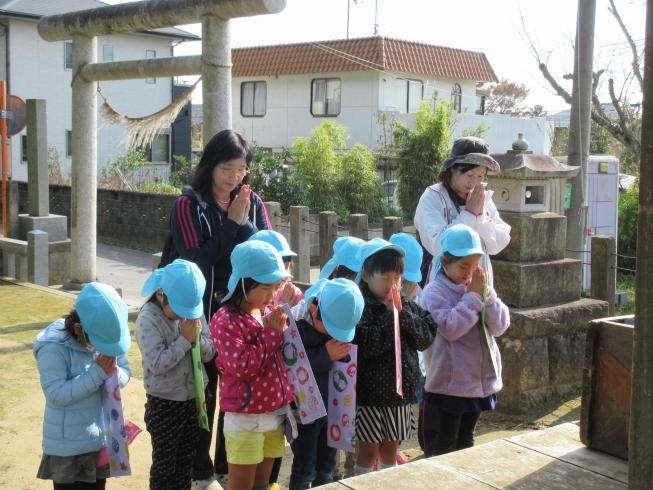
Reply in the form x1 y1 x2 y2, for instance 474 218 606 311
96 354 117 375
468 266 487 297
385 284 403 313
280 281 301 307
325 339 351 361
181 319 200 344
264 305 288 334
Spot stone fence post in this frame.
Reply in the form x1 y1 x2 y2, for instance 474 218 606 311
290 206 310 283
383 216 403 240
349 214 368 240
319 211 338 269
591 235 616 316
27 230 48 286
264 201 281 230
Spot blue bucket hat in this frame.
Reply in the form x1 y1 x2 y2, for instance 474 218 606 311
141 259 207 319
304 278 364 343
75 282 130 356
319 237 366 280
389 233 423 283
355 238 405 284
248 230 297 257
435 224 485 276
222 241 292 302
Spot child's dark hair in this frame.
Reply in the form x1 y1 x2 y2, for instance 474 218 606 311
143 290 169 310
311 297 323 322
330 265 357 280
226 277 261 310
440 251 464 266
60 309 81 340
362 249 404 278
437 163 485 187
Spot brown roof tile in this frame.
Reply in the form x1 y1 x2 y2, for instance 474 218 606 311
232 36 497 82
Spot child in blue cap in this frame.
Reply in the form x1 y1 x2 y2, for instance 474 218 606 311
421 224 509 456
137 259 216 490
248 229 304 308
34 282 132 488
210 241 294 490
288 278 364 490
319 237 365 281
352 238 437 476
389 233 424 302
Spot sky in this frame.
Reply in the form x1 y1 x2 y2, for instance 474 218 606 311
102 0 647 115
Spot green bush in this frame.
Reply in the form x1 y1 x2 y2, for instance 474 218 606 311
139 182 181 195
393 97 451 219
337 143 386 222
101 149 150 190
169 154 193 190
617 183 638 272
293 121 347 214
290 121 389 222
250 145 301 215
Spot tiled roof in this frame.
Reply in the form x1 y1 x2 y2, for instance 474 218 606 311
233 36 497 82
0 0 199 40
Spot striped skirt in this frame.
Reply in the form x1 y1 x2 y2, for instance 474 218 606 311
355 405 415 443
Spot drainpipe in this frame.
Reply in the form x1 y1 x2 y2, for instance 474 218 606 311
0 21 10 94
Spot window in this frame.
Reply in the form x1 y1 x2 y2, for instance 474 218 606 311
451 83 462 114
395 78 423 114
103 45 114 62
146 50 156 84
475 95 486 115
241 81 267 117
64 41 73 70
66 130 72 157
311 78 341 116
145 134 170 163
21 134 27 163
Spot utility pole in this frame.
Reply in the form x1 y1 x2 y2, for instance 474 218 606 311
347 0 357 39
629 0 653 485
565 0 596 262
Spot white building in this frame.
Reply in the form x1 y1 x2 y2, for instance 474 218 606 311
0 0 199 182
229 36 552 155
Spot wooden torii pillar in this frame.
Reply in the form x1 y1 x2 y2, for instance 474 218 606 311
37 0 286 287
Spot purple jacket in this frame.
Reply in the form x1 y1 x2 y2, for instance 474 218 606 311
422 273 510 398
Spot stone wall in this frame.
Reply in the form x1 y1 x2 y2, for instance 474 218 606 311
497 298 608 414
15 182 177 252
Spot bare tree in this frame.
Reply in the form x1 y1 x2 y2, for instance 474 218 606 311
479 78 531 116
519 0 642 162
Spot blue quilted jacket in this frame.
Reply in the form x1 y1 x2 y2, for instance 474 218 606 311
33 319 131 457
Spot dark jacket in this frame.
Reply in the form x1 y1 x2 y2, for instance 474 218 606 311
353 291 437 407
169 187 270 320
295 318 338 411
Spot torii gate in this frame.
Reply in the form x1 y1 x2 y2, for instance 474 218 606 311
37 0 286 287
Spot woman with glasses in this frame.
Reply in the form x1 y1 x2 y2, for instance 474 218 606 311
168 129 271 490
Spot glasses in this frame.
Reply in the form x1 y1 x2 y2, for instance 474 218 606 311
217 164 250 177
282 257 293 264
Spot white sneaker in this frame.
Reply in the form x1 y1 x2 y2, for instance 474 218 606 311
191 476 223 490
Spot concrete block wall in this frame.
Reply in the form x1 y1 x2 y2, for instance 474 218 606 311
16 182 176 252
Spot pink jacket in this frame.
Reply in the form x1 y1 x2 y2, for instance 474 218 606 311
422 273 510 398
210 306 293 414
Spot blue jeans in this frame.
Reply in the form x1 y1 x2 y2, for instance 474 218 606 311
289 417 337 490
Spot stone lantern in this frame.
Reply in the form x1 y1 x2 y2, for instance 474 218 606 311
489 133 579 214
484 135 608 414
